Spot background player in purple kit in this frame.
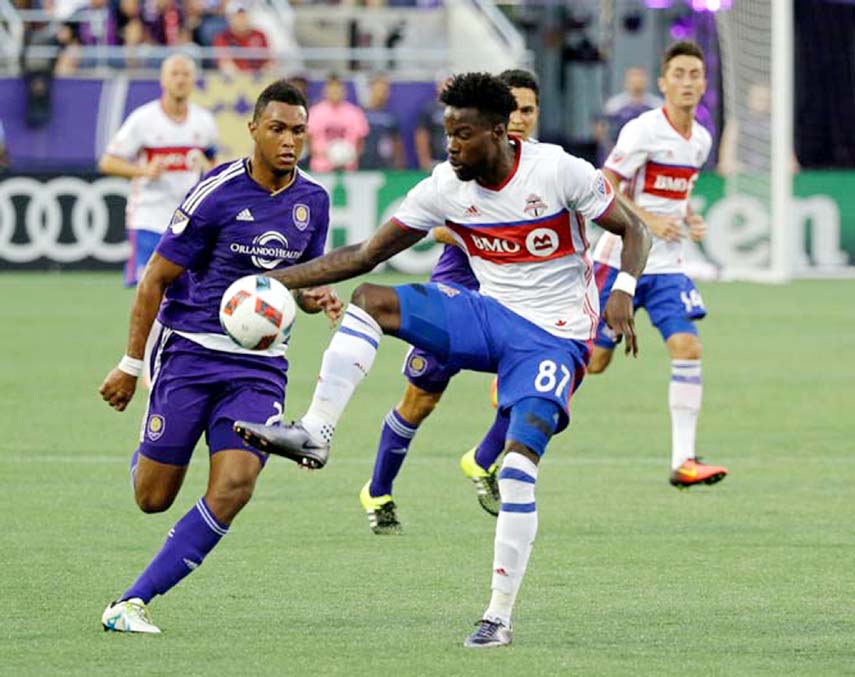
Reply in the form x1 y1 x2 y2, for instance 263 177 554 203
98 80 342 634
358 69 541 535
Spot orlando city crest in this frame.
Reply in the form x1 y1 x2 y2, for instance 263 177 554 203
293 203 310 231
147 414 166 441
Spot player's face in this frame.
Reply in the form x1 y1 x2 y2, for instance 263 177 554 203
250 101 308 176
160 57 195 101
444 107 503 182
508 87 538 140
659 55 706 110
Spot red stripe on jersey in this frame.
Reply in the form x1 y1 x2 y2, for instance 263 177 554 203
144 146 199 171
446 210 576 264
642 161 699 200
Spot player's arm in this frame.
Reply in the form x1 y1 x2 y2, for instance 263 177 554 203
595 196 652 357
268 221 426 290
99 254 185 411
99 153 163 181
601 168 682 243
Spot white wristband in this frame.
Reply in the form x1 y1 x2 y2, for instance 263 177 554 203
117 355 144 377
612 272 637 297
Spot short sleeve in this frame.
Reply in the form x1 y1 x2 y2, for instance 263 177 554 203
155 206 215 269
603 117 648 180
390 173 444 231
557 153 615 222
105 109 144 161
298 192 331 263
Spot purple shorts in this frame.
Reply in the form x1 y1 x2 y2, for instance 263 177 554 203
137 328 286 466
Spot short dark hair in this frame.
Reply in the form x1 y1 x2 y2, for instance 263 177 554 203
498 69 540 104
253 80 308 120
662 40 705 74
439 72 517 126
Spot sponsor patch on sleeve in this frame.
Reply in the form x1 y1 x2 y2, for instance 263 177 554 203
170 209 190 235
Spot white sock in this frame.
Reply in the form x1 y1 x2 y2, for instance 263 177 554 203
302 305 382 443
484 452 539 627
669 359 702 469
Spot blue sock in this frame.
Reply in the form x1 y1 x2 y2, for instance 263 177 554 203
474 411 510 471
369 409 417 497
122 498 228 603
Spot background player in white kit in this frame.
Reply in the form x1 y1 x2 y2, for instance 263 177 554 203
590 41 727 488
234 73 651 647
99 54 219 286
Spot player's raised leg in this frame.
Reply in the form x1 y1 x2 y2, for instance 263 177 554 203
665 331 726 487
235 281 470 468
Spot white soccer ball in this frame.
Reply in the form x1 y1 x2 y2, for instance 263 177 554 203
325 139 357 169
219 275 296 350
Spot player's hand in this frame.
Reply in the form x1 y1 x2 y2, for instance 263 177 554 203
300 286 343 326
686 213 707 242
603 290 638 357
647 214 684 242
141 159 164 181
99 368 138 411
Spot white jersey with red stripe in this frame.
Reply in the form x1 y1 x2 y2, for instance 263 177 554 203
592 107 712 274
105 99 218 233
392 140 616 340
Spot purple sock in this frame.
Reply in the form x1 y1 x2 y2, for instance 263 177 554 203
121 498 228 603
474 410 510 471
369 409 417 497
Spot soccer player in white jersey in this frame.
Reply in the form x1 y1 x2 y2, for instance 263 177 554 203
590 41 727 488
357 69 542 535
99 54 219 286
234 72 651 647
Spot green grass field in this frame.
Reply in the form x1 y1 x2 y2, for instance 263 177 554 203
1 272 854 675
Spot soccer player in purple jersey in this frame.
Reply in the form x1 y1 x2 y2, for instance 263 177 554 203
98 80 342 634
357 70 542 535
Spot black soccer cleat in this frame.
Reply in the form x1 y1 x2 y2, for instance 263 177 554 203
463 619 513 648
233 421 330 469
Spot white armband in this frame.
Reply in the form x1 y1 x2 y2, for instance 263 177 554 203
117 355 144 377
612 272 637 297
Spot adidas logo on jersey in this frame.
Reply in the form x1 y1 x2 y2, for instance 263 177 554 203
464 204 480 217
236 208 255 222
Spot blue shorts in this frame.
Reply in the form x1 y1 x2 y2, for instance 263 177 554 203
594 264 706 350
393 282 590 434
137 328 286 466
125 229 161 287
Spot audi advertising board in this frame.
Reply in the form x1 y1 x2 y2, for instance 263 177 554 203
0 174 130 270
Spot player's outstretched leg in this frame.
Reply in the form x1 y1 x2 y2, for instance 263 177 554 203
665 333 727 488
459 410 509 516
102 450 260 633
465 397 558 649
236 285 398 467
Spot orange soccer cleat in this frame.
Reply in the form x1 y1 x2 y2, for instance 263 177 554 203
669 458 728 489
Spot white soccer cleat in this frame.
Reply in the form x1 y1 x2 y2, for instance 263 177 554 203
101 598 161 634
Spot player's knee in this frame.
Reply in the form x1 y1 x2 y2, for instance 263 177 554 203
588 349 613 374
398 385 442 424
134 487 176 514
668 333 702 360
207 475 256 515
351 283 399 330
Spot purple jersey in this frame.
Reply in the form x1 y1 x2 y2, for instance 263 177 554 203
156 159 329 338
429 244 479 289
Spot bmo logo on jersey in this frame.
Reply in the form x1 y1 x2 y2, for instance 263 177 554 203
470 235 521 254
644 161 699 200
525 228 559 257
